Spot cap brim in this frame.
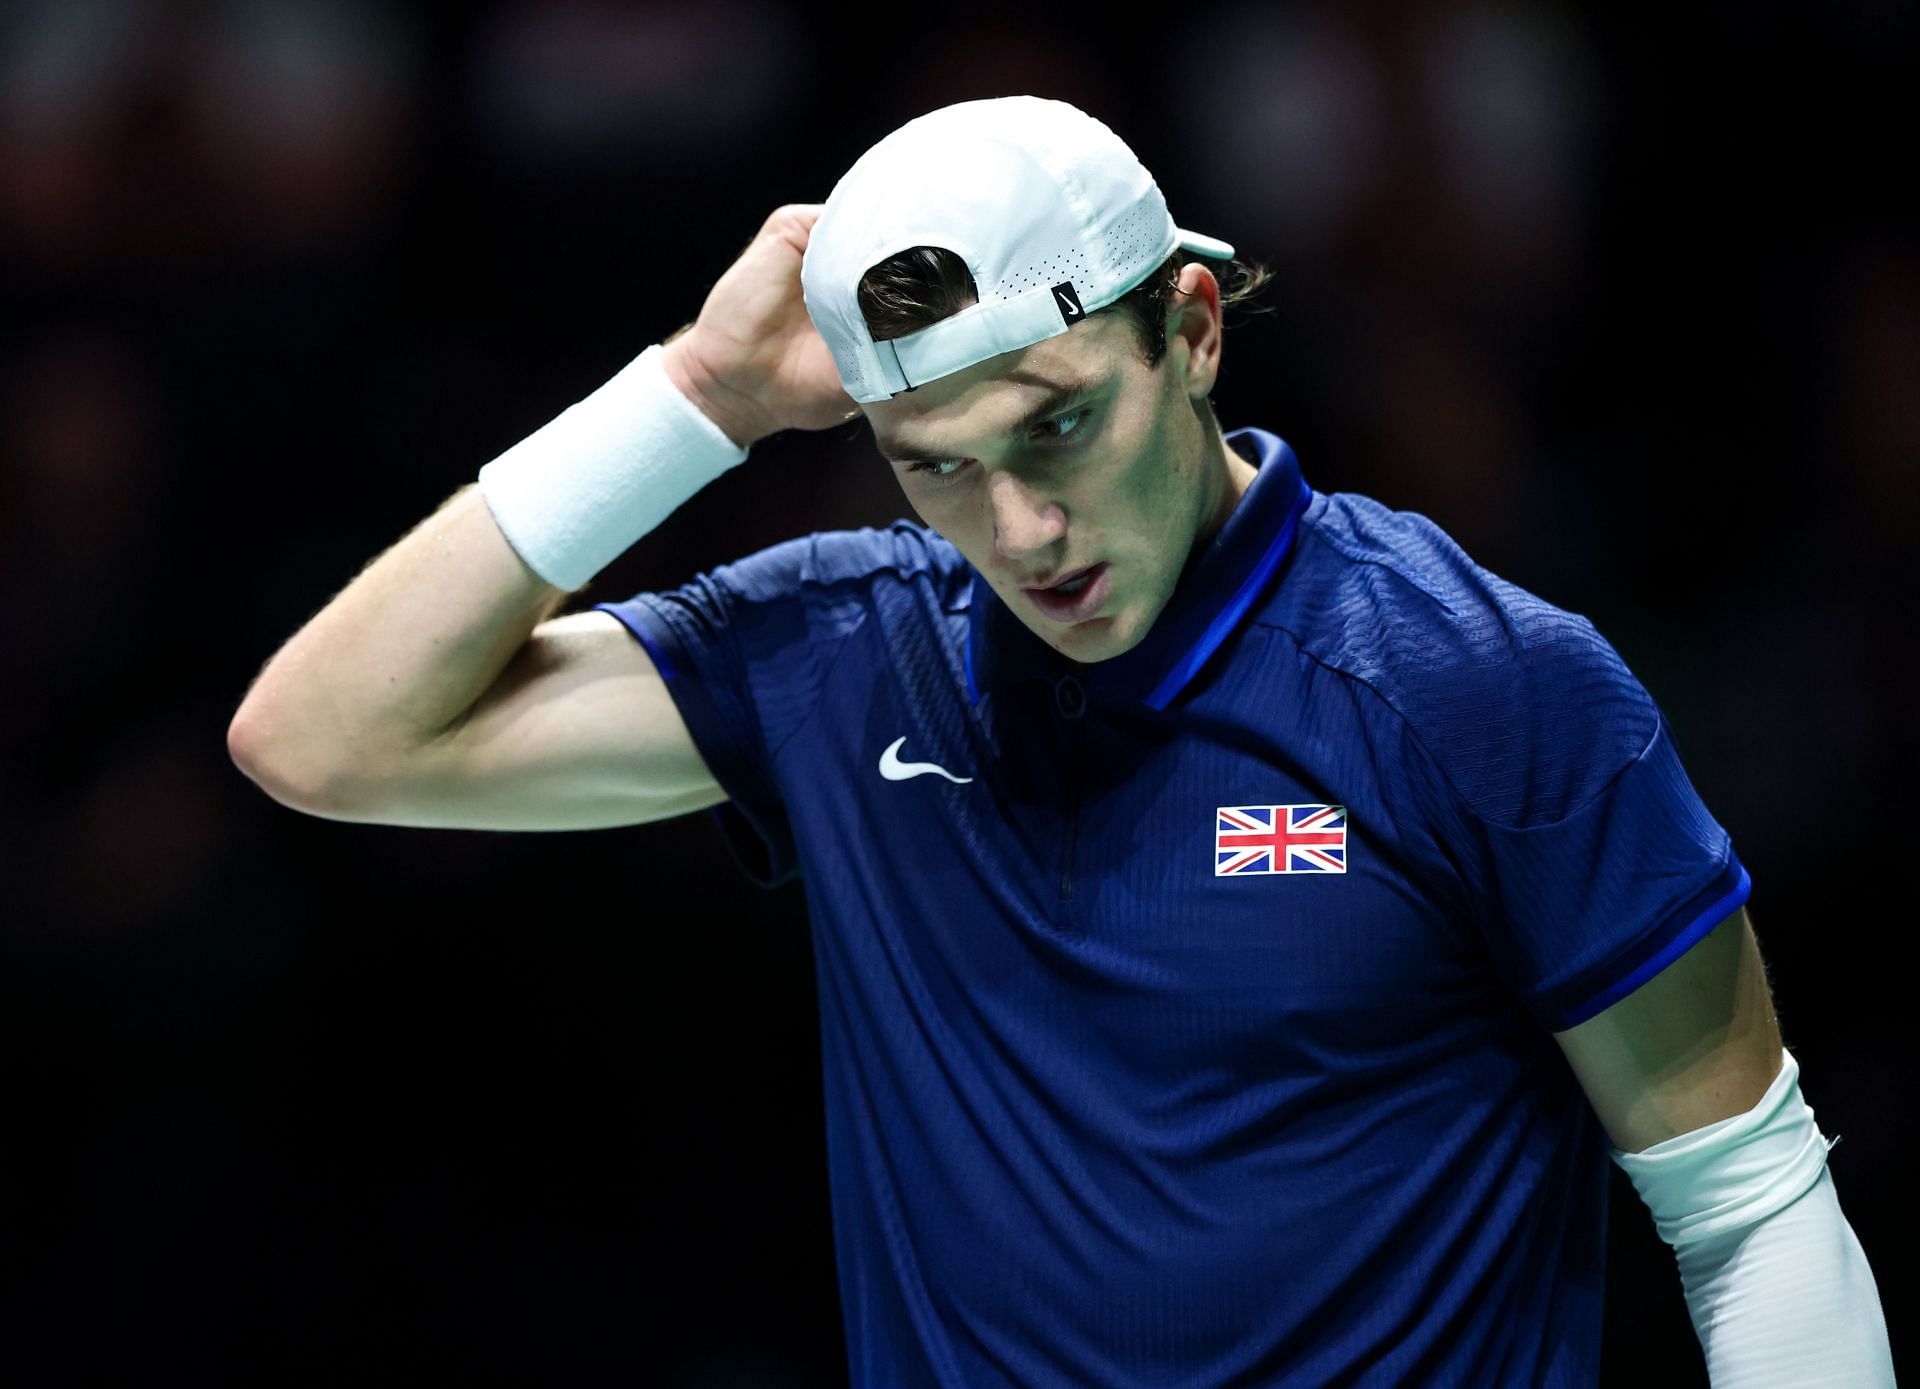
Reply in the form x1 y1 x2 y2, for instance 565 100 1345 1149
1176 228 1236 260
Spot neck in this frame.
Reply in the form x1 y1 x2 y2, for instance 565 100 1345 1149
1198 425 1257 548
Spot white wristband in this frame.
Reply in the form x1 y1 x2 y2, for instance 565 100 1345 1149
476 342 751 590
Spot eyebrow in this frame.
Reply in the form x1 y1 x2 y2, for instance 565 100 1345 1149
876 372 1106 466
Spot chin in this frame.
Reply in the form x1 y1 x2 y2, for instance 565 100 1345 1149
1050 612 1138 664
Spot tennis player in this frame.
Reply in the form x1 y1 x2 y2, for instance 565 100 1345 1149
230 97 1893 1386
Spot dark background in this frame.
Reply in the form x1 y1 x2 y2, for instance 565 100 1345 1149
1 1 1911 1383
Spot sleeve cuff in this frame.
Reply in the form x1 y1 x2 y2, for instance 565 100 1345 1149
591 597 799 890
1540 849 1753 1031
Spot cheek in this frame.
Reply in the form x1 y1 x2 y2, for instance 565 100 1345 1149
1134 413 1195 514
910 480 992 558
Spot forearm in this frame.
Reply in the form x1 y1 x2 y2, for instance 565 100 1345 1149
1674 1164 1894 1387
233 202 853 803
230 482 570 802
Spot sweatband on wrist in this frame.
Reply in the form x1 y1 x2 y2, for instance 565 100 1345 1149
476 342 751 591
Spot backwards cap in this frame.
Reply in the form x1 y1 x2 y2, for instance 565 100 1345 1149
800 95 1234 404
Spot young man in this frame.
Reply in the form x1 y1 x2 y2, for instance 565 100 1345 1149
230 97 1892 1386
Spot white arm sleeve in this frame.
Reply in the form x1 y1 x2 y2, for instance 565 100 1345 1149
1610 1048 1896 1387
1672 1164 1895 1387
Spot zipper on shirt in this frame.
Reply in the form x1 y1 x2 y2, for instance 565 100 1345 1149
1054 675 1086 901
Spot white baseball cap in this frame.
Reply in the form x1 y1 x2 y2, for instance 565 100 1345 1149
801 95 1236 405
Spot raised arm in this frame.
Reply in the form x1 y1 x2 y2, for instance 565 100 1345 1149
226 479 723 830
227 204 860 830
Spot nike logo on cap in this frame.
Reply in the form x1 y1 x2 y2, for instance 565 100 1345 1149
878 736 973 784
1051 281 1084 324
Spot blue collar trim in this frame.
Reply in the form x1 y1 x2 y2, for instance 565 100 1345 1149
964 427 1312 709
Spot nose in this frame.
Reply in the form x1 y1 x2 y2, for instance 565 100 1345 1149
986 468 1066 566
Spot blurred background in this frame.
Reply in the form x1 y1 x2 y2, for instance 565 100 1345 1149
0 0 1911 1383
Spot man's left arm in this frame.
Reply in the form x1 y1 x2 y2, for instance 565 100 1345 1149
1553 906 1896 1387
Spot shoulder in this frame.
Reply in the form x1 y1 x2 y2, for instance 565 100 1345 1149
1262 490 1658 828
707 520 970 611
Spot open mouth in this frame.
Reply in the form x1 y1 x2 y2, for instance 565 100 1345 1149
1023 562 1110 622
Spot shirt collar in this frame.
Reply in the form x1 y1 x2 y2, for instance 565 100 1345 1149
963 427 1313 711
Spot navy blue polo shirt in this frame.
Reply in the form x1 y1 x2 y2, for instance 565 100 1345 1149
592 427 1750 1388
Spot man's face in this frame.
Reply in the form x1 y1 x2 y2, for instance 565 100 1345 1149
864 277 1240 666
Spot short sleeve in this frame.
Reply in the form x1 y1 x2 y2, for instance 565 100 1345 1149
1390 600 1755 1035
1432 701 1753 1034
591 533 857 889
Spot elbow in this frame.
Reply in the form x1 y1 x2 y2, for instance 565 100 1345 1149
226 707 356 817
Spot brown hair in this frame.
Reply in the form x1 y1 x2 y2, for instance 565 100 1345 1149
855 246 1275 423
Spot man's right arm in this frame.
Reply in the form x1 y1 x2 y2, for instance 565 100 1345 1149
225 478 723 831
226 203 862 831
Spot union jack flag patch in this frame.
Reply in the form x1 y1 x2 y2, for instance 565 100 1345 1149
1215 804 1348 875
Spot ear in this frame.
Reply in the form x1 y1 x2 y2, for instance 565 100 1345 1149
1168 261 1224 402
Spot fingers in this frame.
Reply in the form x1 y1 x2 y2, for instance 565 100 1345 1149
772 202 826 229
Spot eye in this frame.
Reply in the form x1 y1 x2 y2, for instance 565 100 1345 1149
903 407 1096 479
1035 407 1091 443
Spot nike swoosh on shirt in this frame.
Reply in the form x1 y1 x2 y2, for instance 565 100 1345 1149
878 736 973 784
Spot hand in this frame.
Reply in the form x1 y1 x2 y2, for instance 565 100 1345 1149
660 204 863 447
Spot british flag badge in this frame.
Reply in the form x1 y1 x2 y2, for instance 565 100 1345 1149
1215 804 1348 875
